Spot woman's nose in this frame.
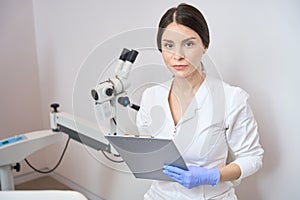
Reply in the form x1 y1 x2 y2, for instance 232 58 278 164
172 48 185 60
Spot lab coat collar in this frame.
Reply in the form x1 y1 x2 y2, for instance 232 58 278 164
164 75 218 126
178 76 210 125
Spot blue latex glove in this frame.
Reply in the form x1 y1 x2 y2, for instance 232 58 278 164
163 165 220 189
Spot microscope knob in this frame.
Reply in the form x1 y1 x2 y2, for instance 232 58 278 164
50 103 60 112
105 88 114 96
13 163 21 172
91 89 99 100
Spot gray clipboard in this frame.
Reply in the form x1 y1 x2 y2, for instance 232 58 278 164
105 135 188 181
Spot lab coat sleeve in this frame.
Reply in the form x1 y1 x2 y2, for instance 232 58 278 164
225 89 264 182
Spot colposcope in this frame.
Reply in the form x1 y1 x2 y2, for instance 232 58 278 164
0 48 139 190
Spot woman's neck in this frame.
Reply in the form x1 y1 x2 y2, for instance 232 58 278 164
172 70 206 96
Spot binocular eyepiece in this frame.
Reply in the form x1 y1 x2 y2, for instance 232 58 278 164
119 48 139 63
91 48 139 102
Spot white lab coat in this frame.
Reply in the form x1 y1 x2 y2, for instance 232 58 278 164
136 76 264 200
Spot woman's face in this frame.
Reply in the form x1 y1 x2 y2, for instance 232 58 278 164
161 22 207 78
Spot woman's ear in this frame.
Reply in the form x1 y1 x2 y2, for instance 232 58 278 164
203 45 208 54
203 49 207 54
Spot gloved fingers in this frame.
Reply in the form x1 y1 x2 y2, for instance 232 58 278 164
163 169 182 180
163 166 186 183
163 166 198 189
170 175 193 189
181 182 193 189
163 165 186 175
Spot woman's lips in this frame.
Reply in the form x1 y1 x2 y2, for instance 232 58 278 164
172 65 188 70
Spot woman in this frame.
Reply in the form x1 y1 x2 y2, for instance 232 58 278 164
136 3 264 200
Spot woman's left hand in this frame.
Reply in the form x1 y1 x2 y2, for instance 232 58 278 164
163 165 220 189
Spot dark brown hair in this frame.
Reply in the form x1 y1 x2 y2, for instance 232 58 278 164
157 3 210 52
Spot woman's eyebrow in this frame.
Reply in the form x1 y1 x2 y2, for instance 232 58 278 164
162 39 174 43
182 37 197 43
162 37 197 43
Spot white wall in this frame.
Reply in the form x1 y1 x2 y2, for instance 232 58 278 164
0 0 49 176
0 0 43 138
1 0 299 199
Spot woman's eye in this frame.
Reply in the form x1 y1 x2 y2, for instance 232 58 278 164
164 43 174 49
184 41 194 47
